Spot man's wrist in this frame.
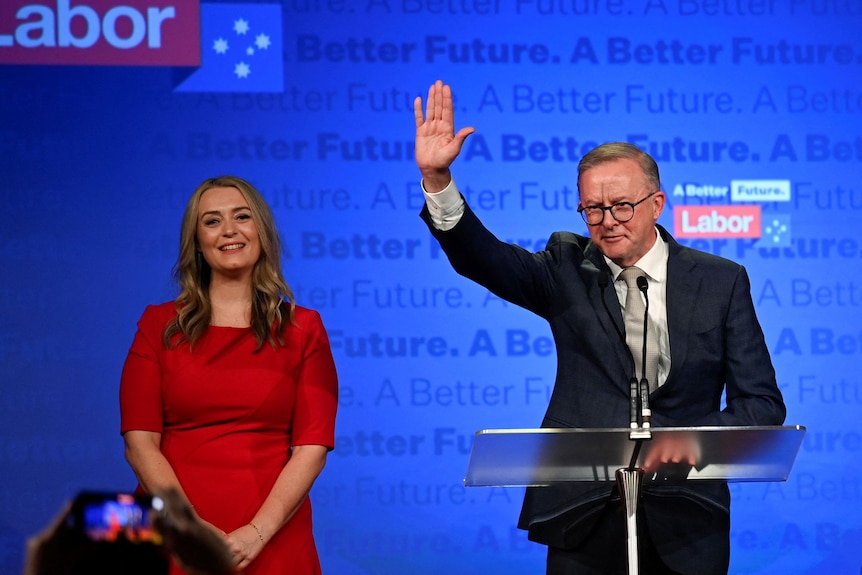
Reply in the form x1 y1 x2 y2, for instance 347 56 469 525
419 169 452 194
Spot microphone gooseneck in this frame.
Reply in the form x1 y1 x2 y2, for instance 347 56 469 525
636 275 652 428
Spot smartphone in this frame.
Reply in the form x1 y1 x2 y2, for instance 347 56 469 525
67 492 164 545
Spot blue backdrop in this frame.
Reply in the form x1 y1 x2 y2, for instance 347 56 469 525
2 0 861 573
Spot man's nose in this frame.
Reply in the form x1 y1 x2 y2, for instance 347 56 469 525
600 209 616 227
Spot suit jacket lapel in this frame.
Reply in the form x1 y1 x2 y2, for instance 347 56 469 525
584 243 631 381
662 228 699 386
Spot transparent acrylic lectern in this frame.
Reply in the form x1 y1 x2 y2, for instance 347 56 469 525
464 425 806 575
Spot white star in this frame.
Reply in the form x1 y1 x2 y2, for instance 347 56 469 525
233 18 249 35
255 34 271 50
246 46 254 56
212 37 228 54
234 61 251 79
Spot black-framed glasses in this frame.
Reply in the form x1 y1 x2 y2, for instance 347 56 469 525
577 192 658 226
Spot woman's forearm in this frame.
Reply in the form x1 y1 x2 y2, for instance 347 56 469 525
248 444 328 541
123 430 186 498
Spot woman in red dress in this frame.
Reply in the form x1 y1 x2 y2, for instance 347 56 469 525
120 175 338 574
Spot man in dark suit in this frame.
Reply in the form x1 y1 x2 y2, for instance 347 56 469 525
413 80 786 575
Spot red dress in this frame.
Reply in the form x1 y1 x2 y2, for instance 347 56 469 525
120 302 338 575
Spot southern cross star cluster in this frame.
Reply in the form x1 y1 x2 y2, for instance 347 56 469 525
212 18 272 79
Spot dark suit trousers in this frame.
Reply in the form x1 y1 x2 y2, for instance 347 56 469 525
546 496 729 575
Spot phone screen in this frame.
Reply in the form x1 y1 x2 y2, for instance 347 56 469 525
71 492 163 545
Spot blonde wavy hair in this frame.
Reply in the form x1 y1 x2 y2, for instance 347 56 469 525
163 175 295 351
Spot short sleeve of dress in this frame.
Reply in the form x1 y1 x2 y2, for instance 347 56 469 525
291 308 338 449
119 304 170 435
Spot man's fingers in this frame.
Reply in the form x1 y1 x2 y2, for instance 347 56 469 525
454 126 476 144
431 80 444 122
413 96 425 128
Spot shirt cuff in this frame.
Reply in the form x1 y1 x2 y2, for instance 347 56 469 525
422 178 465 231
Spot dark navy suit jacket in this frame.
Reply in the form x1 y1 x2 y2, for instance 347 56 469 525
422 202 786 573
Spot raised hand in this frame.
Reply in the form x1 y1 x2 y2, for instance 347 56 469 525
414 80 475 193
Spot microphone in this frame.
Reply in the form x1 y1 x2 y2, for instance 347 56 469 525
636 276 652 429
598 271 639 431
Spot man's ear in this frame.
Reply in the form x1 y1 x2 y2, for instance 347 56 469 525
652 190 666 220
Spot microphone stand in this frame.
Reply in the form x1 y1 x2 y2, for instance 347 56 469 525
598 270 651 575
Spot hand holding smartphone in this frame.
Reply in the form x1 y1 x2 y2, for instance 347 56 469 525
24 491 169 575
24 490 234 575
